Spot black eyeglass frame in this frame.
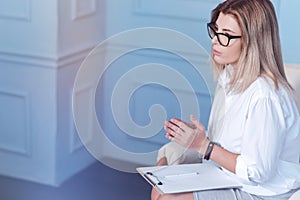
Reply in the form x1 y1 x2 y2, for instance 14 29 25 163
207 22 242 47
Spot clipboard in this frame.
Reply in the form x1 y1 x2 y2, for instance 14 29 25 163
137 163 242 194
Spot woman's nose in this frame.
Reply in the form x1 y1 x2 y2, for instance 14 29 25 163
212 35 219 45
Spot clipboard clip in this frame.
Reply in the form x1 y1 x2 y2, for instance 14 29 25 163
146 172 163 186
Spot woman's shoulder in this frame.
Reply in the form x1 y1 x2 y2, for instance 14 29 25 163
245 77 295 105
247 77 299 113
247 77 279 98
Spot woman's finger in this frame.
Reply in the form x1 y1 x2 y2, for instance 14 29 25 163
165 120 184 135
165 127 176 138
170 118 189 132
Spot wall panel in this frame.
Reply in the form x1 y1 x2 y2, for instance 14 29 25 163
0 90 31 157
0 0 31 21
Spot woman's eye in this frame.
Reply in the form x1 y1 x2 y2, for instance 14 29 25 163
223 32 231 37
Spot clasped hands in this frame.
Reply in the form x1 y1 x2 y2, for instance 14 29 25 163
164 114 210 155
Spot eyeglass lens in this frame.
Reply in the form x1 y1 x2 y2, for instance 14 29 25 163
207 24 230 47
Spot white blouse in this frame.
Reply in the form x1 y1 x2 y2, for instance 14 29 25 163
208 67 300 196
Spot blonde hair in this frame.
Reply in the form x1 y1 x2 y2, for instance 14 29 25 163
210 0 292 93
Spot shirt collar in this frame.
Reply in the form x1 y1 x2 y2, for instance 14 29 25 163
218 65 234 91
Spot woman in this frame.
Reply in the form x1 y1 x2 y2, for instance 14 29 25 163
152 0 300 199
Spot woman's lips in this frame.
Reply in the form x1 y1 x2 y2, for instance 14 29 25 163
212 49 221 56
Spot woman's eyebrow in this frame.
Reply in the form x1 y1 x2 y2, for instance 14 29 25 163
214 23 237 34
215 22 239 34
221 28 237 34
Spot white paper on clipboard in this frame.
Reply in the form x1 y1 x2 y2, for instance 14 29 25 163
137 163 242 194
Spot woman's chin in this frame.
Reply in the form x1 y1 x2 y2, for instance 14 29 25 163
212 57 226 65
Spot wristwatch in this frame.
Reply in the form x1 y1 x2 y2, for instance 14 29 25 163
204 141 222 160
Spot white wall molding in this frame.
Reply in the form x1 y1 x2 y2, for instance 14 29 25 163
0 46 95 69
57 46 95 68
71 0 97 21
0 89 31 157
0 0 32 21
69 85 95 154
0 51 57 68
105 41 210 67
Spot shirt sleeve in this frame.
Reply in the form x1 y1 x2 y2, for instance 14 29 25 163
235 96 287 183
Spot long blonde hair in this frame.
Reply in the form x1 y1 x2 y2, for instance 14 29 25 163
210 0 292 93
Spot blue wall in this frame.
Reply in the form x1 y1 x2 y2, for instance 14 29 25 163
278 1 300 63
99 0 220 157
99 0 299 160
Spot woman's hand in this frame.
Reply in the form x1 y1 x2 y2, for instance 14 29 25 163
151 187 161 200
164 115 209 154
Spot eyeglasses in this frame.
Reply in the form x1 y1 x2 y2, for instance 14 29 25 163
207 22 242 47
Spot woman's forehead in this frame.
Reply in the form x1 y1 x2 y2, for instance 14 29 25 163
215 12 241 34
